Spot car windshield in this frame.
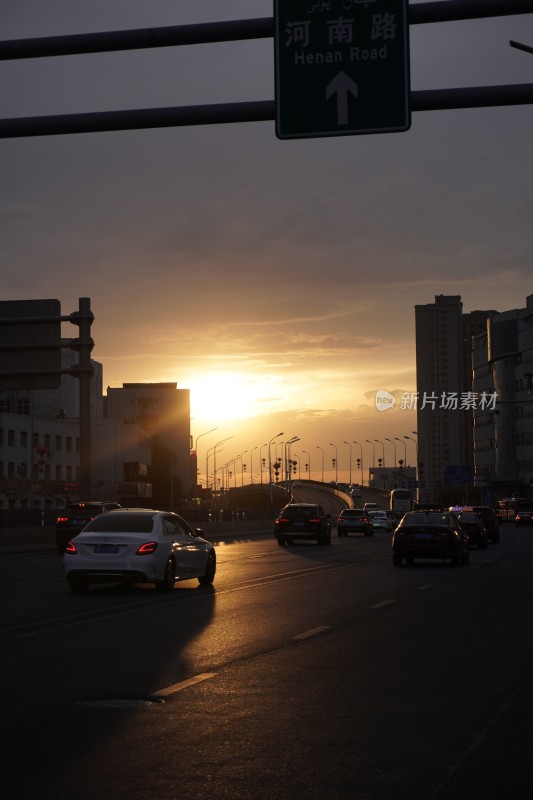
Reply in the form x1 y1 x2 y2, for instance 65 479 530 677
458 513 479 523
83 513 155 533
341 510 364 517
402 513 450 526
281 506 319 520
66 504 104 517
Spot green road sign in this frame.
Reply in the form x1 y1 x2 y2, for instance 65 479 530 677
275 0 411 139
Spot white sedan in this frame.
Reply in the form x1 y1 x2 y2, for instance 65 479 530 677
368 510 394 531
63 508 216 592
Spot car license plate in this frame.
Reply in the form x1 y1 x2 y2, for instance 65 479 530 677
94 544 120 554
293 521 304 527
414 533 431 540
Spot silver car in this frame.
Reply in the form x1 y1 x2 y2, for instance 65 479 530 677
63 508 216 592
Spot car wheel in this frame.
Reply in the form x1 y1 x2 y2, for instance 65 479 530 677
68 577 89 593
277 536 285 546
198 551 216 586
157 557 176 591
392 553 402 567
451 549 461 567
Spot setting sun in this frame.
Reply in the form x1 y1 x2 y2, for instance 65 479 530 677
186 372 282 422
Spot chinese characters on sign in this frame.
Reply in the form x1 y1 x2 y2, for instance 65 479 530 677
275 0 410 139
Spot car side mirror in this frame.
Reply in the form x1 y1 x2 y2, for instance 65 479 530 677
193 527 204 537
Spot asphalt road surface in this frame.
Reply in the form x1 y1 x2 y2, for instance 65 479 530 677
1 522 532 800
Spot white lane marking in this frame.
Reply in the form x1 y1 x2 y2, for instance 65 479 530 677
152 672 216 697
417 584 434 591
293 625 331 640
370 600 395 609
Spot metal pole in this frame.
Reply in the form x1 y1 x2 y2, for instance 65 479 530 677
72 298 94 498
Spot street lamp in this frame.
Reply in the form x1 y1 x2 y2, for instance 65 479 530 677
366 439 375 467
194 427 218 488
353 441 363 486
268 431 284 503
236 450 247 486
404 435 417 467
374 439 385 468
208 436 233 510
285 437 299 482
249 446 258 484
316 445 325 483
329 443 338 484
343 441 352 485
259 442 268 484
385 438 397 470
394 436 407 466
302 450 310 481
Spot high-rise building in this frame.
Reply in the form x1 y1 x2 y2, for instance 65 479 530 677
473 294 533 498
414 295 496 501
106 383 191 507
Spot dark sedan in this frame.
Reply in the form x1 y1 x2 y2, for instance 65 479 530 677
55 501 122 552
515 509 533 527
392 510 469 567
457 511 488 549
336 509 373 537
274 503 331 546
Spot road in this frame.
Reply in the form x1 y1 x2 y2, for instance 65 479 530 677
1 522 532 799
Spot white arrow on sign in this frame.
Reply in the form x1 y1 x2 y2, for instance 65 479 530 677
326 71 359 126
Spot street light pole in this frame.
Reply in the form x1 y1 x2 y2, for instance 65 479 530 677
268 431 284 503
194 427 218 488
316 445 324 483
259 442 268 484
302 449 310 481
329 443 338 484
211 436 233 514
343 441 352 485
366 440 375 467
285 436 299 483
374 439 385 467
395 436 407 466
353 441 363 486
249 445 258 484
385 437 397 470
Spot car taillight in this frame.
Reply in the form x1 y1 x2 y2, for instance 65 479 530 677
64 541 77 554
309 518 320 523
56 516 68 524
136 541 158 555
276 517 290 524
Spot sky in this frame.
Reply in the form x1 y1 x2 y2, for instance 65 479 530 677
1 1 532 484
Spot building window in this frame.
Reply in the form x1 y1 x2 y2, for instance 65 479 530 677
44 433 51 449
0 429 3 446
66 437 72 452
8 462 15 478
44 464 51 480
20 431 28 448
66 466 72 481
18 463 28 479
0 398 11 412
8 430 15 446
55 435 61 451
32 432 39 447
55 465 62 481
16 398 30 415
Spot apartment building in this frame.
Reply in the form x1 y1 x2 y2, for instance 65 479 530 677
414 295 496 501
473 294 533 497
